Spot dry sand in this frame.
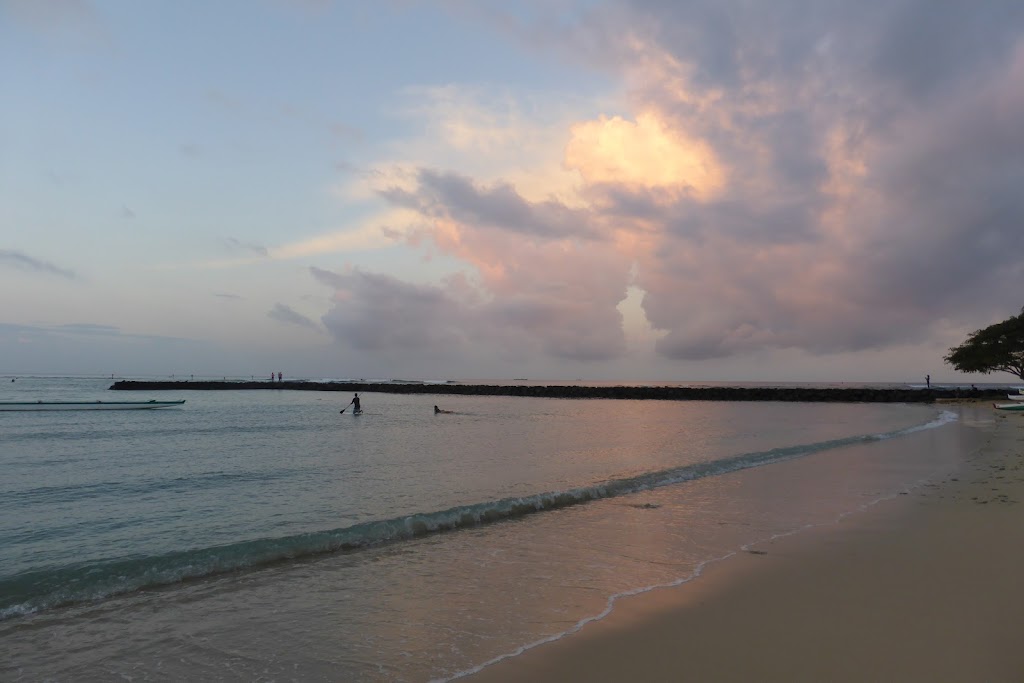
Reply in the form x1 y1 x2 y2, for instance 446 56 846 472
466 407 1024 683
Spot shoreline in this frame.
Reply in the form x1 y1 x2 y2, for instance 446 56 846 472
108 380 1006 403
464 406 1024 682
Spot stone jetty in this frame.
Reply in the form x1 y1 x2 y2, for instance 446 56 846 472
109 380 1003 403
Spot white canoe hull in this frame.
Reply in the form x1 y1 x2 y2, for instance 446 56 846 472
993 402 1024 412
0 400 185 411
1006 394 1024 401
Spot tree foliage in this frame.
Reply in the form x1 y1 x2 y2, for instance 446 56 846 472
944 307 1024 380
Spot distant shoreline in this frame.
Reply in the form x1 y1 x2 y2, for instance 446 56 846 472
108 380 1004 403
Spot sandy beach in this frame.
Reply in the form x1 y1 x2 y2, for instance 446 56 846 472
467 405 1024 683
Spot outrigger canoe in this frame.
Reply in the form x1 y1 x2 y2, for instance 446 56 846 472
0 400 185 411
993 402 1024 412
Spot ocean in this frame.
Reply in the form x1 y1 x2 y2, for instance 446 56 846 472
0 376 992 681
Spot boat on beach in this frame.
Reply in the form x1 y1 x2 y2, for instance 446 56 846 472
1007 394 1024 401
993 402 1024 412
0 400 186 411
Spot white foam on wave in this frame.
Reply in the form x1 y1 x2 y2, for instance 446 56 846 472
898 409 957 435
433 549 738 683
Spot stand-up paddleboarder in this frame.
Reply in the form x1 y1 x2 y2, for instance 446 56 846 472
341 393 362 414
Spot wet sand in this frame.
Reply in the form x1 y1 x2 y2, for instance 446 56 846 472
467 406 1024 682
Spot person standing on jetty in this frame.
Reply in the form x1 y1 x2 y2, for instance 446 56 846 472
342 393 362 414
926 374 931 388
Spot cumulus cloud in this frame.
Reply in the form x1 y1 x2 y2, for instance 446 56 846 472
322 0 1024 366
312 265 626 362
565 112 725 200
606 0 1024 359
0 249 78 280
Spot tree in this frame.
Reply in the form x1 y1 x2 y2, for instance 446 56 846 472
944 307 1024 380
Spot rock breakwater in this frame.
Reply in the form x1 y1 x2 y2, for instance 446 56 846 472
109 380 1002 403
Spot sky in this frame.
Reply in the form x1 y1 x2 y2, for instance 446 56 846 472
2 0 1023 383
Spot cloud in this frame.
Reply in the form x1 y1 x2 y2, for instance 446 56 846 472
603 0 1024 359
224 237 269 257
312 265 626 362
269 221 398 258
0 249 79 280
868 0 1024 101
375 84 593 205
479 1 1024 362
0 321 191 343
268 303 321 332
379 168 601 240
565 112 725 200
57 323 121 336
313 268 470 353
314 0 1024 369
188 220 404 270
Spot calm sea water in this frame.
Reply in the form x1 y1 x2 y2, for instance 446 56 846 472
0 376 990 681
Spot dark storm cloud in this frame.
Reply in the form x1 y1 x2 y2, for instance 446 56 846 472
0 249 78 279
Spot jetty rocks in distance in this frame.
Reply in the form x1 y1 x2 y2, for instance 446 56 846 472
108 380 1001 403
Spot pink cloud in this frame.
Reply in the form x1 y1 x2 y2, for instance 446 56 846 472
323 1 1024 366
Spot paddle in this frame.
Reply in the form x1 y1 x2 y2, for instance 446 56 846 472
339 408 345 414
